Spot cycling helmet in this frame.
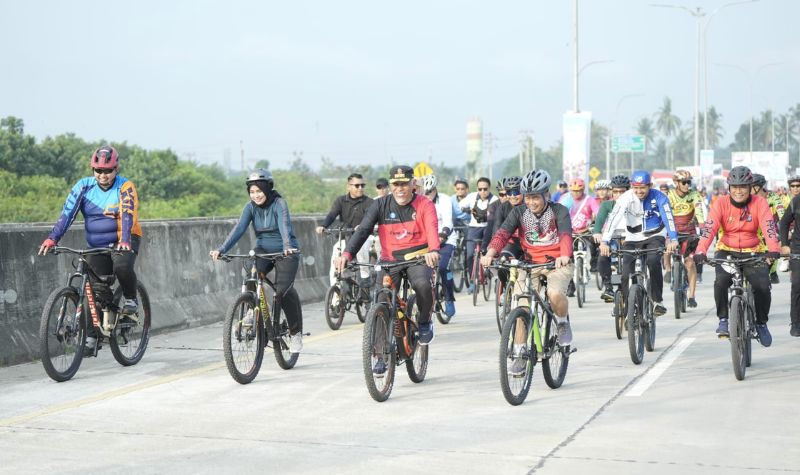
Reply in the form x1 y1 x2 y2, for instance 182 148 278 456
495 179 505 192
673 169 692 181
91 145 119 168
246 168 274 186
421 174 438 193
520 169 552 195
727 166 753 186
610 174 631 189
453 176 468 187
630 170 652 186
595 179 611 190
502 175 522 190
788 175 800 185
569 178 585 191
751 173 767 188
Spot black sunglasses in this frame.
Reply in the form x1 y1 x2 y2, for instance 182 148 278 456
350 183 366 188
506 189 521 196
678 180 692 185
93 168 115 175
478 187 489 191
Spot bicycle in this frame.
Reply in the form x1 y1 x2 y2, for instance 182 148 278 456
670 234 699 320
323 227 371 330
614 247 664 365
496 259 575 406
491 257 519 334
470 243 491 306
450 226 467 292
361 257 432 402
39 246 151 382
431 264 451 324
219 250 304 384
706 254 769 381
572 232 593 308
605 238 626 340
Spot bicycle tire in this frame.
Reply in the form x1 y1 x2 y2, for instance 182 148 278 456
404 294 429 383
482 270 492 301
39 286 86 382
495 278 505 332
272 305 299 370
729 295 747 380
499 307 534 406
627 284 645 365
575 257 585 308
613 290 624 340
462 250 471 291
542 305 569 389
673 262 683 320
471 253 480 307
109 282 151 366
745 302 753 368
645 297 656 352
324 285 345 330
595 270 603 291
435 281 452 324
362 303 396 402
222 292 264 384
355 289 369 323
451 250 464 293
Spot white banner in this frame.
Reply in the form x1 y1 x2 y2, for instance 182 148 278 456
562 111 592 183
731 152 789 190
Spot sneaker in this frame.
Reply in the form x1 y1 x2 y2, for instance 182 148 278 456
566 280 576 297
664 270 672 284
556 320 573 346
601 286 615 302
653 302 667 316
83 336 99 357
509 354 527 376
770 272 780 284
444 301 456 317
122 298 138 314
697 274 703 284
756 323 772 347
716 318 729 337
687 298 697 308
290 333 303 354
790 324 800 337
467 283 475 295
372 357 387 376
779 259 790 272
418 322 435 345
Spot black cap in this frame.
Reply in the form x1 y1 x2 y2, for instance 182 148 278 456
388 165 414 184
558 180 568 187
375 177 389 189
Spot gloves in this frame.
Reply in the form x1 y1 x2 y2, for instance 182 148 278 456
39 238 57 255
693 253 706 265
766 251 781 260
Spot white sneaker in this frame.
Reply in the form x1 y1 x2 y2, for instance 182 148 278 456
779 258 790 272
290 333 303 354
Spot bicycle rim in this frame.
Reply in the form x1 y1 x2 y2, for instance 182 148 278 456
109 282 151 366
39 287 85 382
495 280 505 332
405 294 428 383
673 264 682 320
499 307 534 405
222 293 264 384
575 257 584 308
614 290 624 340
362 304 396 402
273 309 299 370
324 285 345 330
627 285 644 364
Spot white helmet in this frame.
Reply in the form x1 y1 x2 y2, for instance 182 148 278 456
595 179 611 190
421 174 438 193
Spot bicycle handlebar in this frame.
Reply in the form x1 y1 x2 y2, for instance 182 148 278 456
49 246 130 257
322 227 356 235
489 258 555 272
611 247 665 257
219 249 300 262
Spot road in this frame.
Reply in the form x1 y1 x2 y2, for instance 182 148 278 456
1 274 799 474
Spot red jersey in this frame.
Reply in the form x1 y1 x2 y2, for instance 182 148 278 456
697 194 779 254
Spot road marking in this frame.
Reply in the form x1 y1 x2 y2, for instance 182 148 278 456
625 337 695 397
0 324 361 428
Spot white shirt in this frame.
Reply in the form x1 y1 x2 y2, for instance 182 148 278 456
432 192 458 246
458 192 498 228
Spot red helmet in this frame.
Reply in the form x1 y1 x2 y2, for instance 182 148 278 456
91 146 119 168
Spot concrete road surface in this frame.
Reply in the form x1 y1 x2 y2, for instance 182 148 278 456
1 274 799 474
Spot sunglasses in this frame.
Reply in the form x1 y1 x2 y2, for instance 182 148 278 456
350 183 366 188
478 187 489 191
678 180 692 185
498 193 507 197
93 168 115 175
376 185 386 190
505 189 521 196
791 184 800 188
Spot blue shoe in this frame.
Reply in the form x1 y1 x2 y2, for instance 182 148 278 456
418 322 435 345
372 357 386 375
467 283 475 295
716 318 729 337
756 323 772 347
444 301 456 317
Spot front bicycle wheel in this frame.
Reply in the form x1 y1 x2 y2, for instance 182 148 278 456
673 262 683 320
435 282 451 324
404 294 429 383
575 257 585 308
595 269 603 291
272 306 299 370
110 282 152 366
471 254 481 307
499 307 534 406
482 270 492 301
627 285 645 365
222 292 264 384
613 290 624 340
495 278 505 332
39 287 86 382
729 295 747 381
362 303 396 402
542 307 569 389
645 298 657 352
324 285 345 330
451 251 464 293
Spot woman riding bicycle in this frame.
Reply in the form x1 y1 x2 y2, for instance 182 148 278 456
210 169 304 354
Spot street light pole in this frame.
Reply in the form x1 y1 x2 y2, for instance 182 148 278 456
611 93 645 177
573 0 579 112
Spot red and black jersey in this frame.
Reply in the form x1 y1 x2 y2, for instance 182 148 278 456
344 193 440 262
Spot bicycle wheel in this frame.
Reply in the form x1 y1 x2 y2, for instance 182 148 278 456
575 257 585 308
39 286 86 382
404 294 429 383
471 253 480 307
499 307 534 406
362 303 396 402
595 269 603 290
745 302 754 368
645 298 656 352
355 287 370 324
451 250 464 293
324 284 345 330
222 292 264 384
482 270 492 301
729 295 747 380
627 285 645 365
272 305 299 370
613 290 624 340
495 278 505 332
673 262 683 320
542 307 569 389
461 249 471 291
109 282 151 366
435 282 452 324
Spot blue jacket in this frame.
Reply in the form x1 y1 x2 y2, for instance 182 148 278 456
218 198 299 254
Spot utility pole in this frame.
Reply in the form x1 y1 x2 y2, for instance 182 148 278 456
519 129 535 173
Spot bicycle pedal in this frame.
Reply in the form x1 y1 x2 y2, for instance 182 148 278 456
717 334 730 340
303 332 311 336
569 347 578 354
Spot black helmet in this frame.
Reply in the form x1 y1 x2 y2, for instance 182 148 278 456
495 179 505 192
751 173 766 188
246 168 274 186
502 176 522 190
610 174 631 189
727 166 753 186
520 169 552 195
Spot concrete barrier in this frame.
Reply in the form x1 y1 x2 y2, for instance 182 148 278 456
0 216 334 366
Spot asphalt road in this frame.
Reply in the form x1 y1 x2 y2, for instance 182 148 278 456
1 272 799 474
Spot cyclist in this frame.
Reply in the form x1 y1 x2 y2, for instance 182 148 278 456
594 179 612 203
335 165 440 353
780 185 800 337
481 169 574 367
421 174 457 318
459 177 498 293
788 175 800 199
210 169 304 353
559 178 599 295
599 170 678 317
752 173 786 284
482 176 525 292
693 166 780 344
375 177 389 198
663 169 706 308
315 173 374 286
779 175 800 275
593 174 630 301
552 180 569 203
38 145 142 356
451 177 470 227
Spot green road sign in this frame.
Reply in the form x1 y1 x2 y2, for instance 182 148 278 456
611 135 646 153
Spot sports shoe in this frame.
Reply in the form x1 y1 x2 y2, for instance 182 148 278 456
467 283 475 295
444 301 456 317
664 270 672 284
601 286 615 302
716 318 729 337
509 354 527 376
290 333 303 354
790 324 800 337
556 320 573 346
418 322 435 345
83 336 100 357
756 323 772 347
122 298 138 314
779 258 790 272
687 298 697 308
653 302 667 316
372 357 387 376
566 280 576 297
770 272 780 284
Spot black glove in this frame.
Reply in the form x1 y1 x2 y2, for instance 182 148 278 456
693 253 706 265
766 252 781 260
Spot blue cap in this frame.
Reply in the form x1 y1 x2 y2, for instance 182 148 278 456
631 170 651 186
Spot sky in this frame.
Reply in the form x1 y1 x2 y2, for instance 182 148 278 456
1 0 798 171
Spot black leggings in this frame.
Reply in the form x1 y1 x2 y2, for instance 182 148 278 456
713 250 771 323
620 236 665 303
381 263 434 325
88 236 140 300
256 249 303 334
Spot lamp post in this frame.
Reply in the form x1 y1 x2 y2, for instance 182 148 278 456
608 94 645 177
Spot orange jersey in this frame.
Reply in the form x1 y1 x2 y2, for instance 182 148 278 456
697 194 779 254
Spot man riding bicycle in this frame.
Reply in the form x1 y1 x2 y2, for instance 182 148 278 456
336 165 440 347
694 166 780 345
599 170 678 317
752 173 785 284
459 177 498 294
38 145 142 355
593 174 630 301
779 179 800 337
421 174 457 318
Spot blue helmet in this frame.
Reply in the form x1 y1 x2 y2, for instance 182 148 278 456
631 170 651 186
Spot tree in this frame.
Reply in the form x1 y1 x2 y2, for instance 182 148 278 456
636 117 656 153
654 97 682 141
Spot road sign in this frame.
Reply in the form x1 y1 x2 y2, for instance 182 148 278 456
611 135 646 153
588 166 601 179
414 162 434 178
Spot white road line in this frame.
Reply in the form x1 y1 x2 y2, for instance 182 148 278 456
625 337 696 397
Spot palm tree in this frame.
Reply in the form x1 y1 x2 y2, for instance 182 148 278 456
753 110 774 151
672 128 692 166
636 117 656 154
654 97 682 141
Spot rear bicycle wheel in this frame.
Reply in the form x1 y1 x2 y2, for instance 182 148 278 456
324 284 345 330
451 247 465 293
362 303 396 402
471 254 480 307
39 286 86 382
222 293 264 384
613 290 624 340
627 285 645 365
110 282 151 366
542 308 569 389
404 294 429 383
595 269 603 291
435 282 451 324
499 307 534 406
729 296 747 380
272 306 299 370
